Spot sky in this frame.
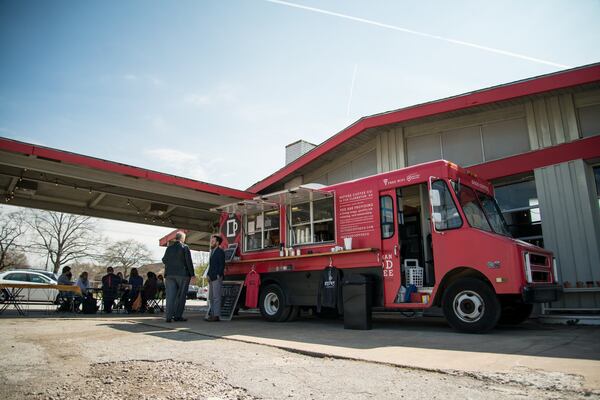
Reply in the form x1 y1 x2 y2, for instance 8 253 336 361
1 0 599 265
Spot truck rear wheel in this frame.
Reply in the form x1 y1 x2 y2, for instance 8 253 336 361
499 301 533 325
442 278 500 333
259 284 291 322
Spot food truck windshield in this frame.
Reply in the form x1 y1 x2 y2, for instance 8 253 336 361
448 179 511 237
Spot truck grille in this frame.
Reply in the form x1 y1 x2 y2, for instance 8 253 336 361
524 252 552 283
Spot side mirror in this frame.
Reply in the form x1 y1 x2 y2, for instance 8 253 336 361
430 189 441 207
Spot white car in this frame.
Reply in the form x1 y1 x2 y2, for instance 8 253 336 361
0 270 59 302
197 286 209 300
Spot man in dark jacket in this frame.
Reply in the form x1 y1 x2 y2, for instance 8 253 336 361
205 234 225 321
161 231 194 322
101 267 121 313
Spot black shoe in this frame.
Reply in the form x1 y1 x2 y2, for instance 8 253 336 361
166 318 172 323
174 317 187 322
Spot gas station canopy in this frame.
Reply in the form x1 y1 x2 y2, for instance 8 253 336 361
0 138 254 250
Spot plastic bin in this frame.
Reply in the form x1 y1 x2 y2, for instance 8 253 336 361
342 274 372 330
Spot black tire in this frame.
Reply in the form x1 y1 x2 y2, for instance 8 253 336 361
442 277 500 333
499 301 533 325
259 284 291 322
285 305 300 322
1 289 9 303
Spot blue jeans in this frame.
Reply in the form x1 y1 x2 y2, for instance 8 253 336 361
165 276 191 320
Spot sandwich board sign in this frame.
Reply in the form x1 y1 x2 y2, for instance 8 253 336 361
205 280 244 321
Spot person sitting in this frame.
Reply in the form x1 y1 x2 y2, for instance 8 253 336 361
75 271 90 295
73 271 90 311
116 271 129 310
141 272 158 313
57 266 72 285
101 267 121 313
56 267 75 312
126 268 143 312
157 274 165 292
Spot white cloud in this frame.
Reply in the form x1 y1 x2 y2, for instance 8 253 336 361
184 94 211 107
183 83 239 109
143 148 210 181
123 73 165 87
144 115 169 131
145 148 198 164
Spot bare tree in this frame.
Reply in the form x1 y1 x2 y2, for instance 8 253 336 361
27 211 98 274
3 250 29 269
0 209 28 271
102 239 152 278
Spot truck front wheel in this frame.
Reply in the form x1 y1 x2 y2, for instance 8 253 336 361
259 284 291 322
442 278 501 333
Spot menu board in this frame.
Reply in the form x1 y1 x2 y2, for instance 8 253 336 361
338 189 375 238
206 281 244 321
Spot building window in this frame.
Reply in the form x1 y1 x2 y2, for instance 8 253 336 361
441 125 483 167
494 178 543 247
406 134 442 166
482 118 530 161
578 104 600 138
405 117 530 166
289 197 334 245
244 210 280 251
380 196 394 239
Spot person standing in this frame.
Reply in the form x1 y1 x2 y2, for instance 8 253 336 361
161 231 194 323
205 234 225 322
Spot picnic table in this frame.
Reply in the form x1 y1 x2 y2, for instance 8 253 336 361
0 283 82 316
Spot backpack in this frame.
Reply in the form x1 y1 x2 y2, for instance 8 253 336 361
82 294 98 314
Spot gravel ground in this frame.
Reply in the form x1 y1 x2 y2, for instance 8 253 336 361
1 317 598 400
24 360 258 400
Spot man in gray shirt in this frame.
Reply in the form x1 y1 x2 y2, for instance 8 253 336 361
161 231 194 323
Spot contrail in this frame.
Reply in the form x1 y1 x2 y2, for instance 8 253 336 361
265 0 572 69
347 64 358 118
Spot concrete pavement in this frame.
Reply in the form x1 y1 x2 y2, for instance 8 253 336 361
2 303 598 392
135 310 600 392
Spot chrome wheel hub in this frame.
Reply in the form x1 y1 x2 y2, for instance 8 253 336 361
453 290 484 323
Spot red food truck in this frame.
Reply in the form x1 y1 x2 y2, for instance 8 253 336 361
216 160 561 333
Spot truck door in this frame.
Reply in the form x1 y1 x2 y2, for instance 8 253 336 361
379 189 402 305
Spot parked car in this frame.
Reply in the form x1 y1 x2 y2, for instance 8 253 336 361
0 269 59 302
187 285 199 299
197 286 208 300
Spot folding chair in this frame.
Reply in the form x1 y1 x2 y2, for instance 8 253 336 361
55 292 76 313
146 290 165 313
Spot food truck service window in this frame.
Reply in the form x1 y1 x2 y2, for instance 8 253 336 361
244 210 280 251
289 197 334 245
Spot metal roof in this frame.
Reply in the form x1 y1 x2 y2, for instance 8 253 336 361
248 63 600 194
0 137 254 249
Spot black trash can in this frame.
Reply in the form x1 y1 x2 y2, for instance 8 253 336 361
343 274 372 330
